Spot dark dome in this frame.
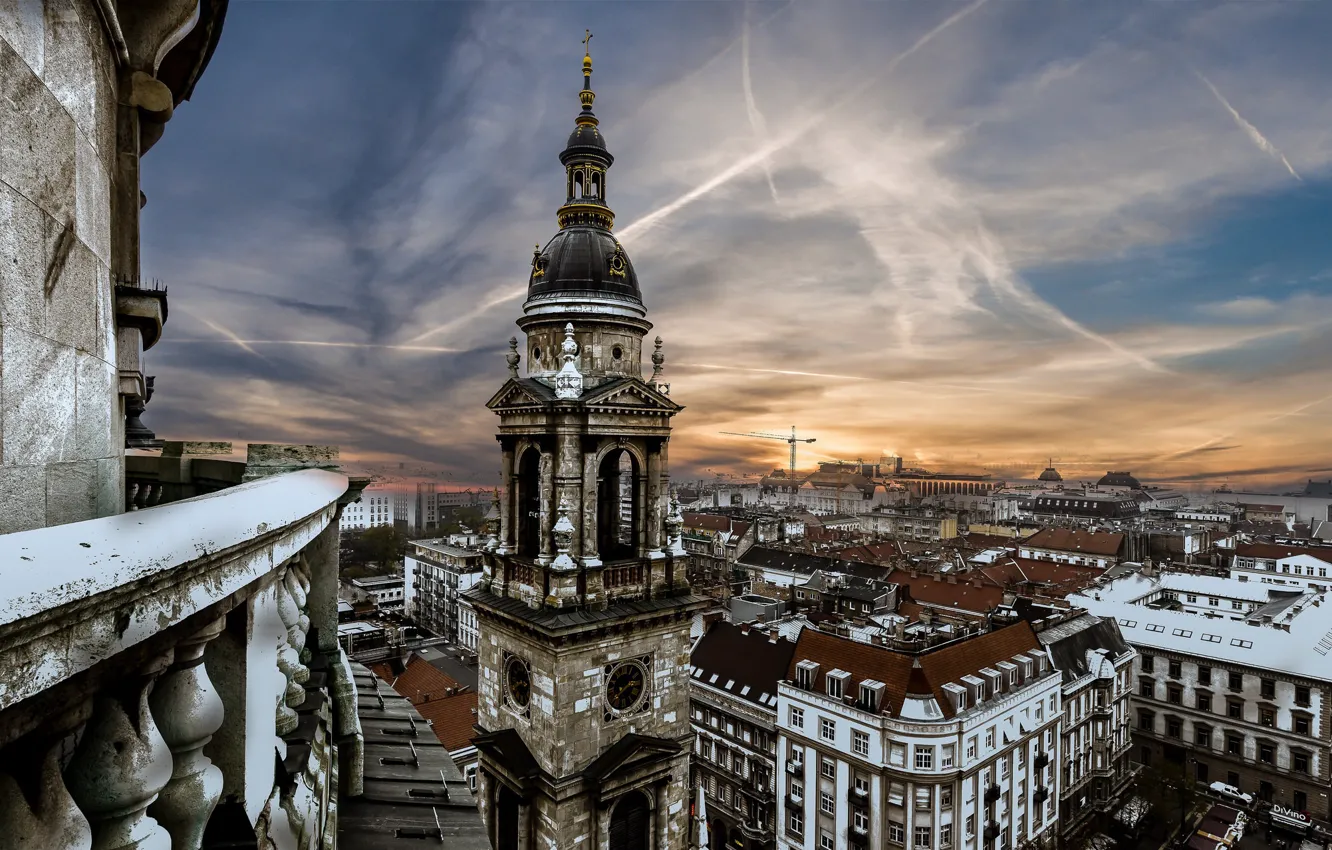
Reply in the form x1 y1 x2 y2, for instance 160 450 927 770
1038 466 1063 482
1097 471 1141 489
561 123 611 162
528 226 641 305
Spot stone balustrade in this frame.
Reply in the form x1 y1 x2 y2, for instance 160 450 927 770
0 463 366 849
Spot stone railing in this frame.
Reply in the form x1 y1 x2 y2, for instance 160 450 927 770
125 441 248 510
0 456 367 849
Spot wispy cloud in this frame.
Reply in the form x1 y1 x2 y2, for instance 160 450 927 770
1195 69 1301 181
741 7 779 205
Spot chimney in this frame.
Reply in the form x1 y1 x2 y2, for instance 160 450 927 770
933 573 942 582
740 622 751 634
947 575 957 584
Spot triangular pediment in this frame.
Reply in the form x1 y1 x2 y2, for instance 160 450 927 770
487 378 554 411
581 378 681 412
582 732 682 785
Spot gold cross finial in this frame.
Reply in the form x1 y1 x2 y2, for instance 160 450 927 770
583 29 593 55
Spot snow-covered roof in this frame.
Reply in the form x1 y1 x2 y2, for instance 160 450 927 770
1071 585 1332 680
1157 573 1272 603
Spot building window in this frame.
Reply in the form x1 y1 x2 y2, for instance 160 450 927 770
966 737 977 760
852 730 870 757
1261 678 1276 699
1258 743 1274 764
1198 665 1212 685
915 747 934 770
942 744 955 769
1228 672 1243 691
821 791 835 815
1167 718 1182 739
965 815 976 837
888 782 905 806
791 778 804 801
1139 679 1154 698
1141 656 1154 673
1293 751 1310 774
854 775 870 795
853 807 870 832
1227 734 1243 755
1138 710 1154 731
890 821 905 844
985 728 995 749
1197 693 1212 712
789 809 803 836
1295 686 1310 706
819 718 835 741
1227 700 1243 719
916 826 932 847
1168 686 1182 705
821 758 835 779
1260 707 1275 727
1169 660 1182 678
819 834 835 850
789 707 804 729
1294 791 1307 810
1195 725 1211 747
1294 715 1310 736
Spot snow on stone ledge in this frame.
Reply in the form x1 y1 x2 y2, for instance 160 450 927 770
0 468 349 628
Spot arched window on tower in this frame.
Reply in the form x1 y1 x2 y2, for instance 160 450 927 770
608 790 650 850
597 448 640 561
590 172 601 198
572 169 584 199
516 448 541 558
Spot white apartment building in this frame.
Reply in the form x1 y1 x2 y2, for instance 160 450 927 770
1230 542 1332 592
457 595 479 654
776 623 1064 850
1033 615 1138 840
404 539 485 644
1071 571 1332 818
345 575 405 612
339 485 401 531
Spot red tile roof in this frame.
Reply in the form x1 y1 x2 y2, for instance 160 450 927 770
891 571 1005 614
787 622 1041 719
977 557 1103 598
370 654 466 705
682 512 751 539
1021 528 1124 557
415 691 479 752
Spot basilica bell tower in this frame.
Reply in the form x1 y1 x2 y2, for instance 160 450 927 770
466 34 710 850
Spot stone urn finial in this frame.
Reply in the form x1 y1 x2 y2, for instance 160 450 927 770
551 499 577 570
666 491 686 556
506 336 521 378
554 323 584 399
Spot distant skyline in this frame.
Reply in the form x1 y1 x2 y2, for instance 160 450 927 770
140 2 1332 491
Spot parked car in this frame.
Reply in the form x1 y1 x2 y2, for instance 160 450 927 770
1209 782 1254 806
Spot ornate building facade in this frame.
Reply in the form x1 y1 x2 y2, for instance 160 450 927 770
466 38 709 850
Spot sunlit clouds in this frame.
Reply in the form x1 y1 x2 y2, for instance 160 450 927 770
138 1 1332 490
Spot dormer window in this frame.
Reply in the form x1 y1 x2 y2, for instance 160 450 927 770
859 680 886 711
980 668 1002 697
943 682 968 713
827 669 851 700
796 660 820 691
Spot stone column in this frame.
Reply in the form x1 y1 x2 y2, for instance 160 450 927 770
147 616 226 850
581 446 601 567
646 443 664 560
64 666 174 850
303 518 341 655
537 450 554 566
498 445 515 554
204 580 287 827
555 430 584 562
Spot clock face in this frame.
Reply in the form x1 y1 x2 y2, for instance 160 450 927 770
505 656 531 709
605 661 647 712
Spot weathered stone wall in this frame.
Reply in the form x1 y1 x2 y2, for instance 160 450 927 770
0 0 123 531
479 613 695 847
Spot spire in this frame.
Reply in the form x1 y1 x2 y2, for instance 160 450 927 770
578 29 596 126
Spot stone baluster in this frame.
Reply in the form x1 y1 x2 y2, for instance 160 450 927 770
147 616 226 850
0 742 93 847
276 561 309 719
285 556 312 665
64 671 174 850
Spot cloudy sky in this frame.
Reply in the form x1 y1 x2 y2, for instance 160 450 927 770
140 1 1332 491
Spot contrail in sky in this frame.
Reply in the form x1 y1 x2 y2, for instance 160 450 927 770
404 285 526 345
741 8 780 204
1195 70 1301 181
192 314 266 360
684 362 1088 400
164 339 462 354
619 0 991 243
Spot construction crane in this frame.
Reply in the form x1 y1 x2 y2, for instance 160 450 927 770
719 426 816 478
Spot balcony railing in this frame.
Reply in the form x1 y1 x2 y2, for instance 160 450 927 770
0 456 366 849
